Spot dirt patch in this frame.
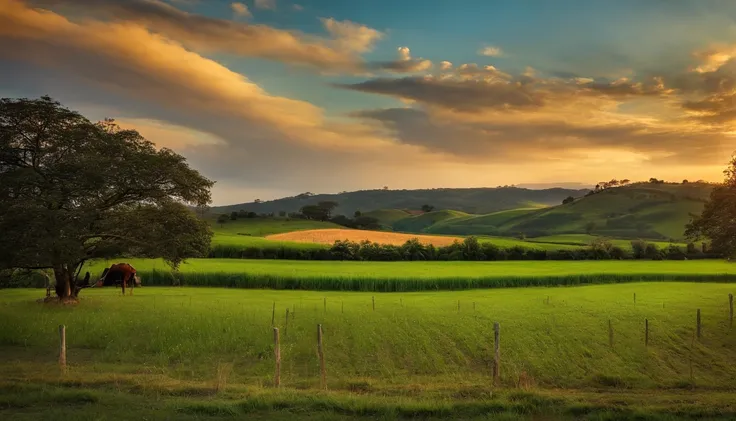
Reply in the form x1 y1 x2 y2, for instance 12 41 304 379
265 228 463 246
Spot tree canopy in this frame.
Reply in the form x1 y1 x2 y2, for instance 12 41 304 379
0 96 214 299
686 156 736 257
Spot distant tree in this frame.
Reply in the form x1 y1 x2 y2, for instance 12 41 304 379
278 211 287 217
382 186 388 190
421 204 435 213
254 199 262 203
301 205 330 221
585 221 597 234
317 201 339 219
620 179 631 186
682 179 689 184
230 211 238 221
237 209 248 218
353 216 381 230
562 196 575 205
686 156 736 257
0 97 213 301
296 192 313 199
217 214 229 227
354 210 362 217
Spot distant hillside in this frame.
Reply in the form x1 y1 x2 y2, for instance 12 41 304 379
210 187 590 216
403 182 713 241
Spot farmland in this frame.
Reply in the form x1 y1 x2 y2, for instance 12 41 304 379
2 283 736 420
77 259 736 291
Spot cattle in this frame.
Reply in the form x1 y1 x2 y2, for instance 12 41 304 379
96 263 141 295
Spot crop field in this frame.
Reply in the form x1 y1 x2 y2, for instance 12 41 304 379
1 283 736 420
80 259 736 291
266 228 465 246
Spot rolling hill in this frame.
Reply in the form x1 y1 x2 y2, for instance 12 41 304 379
210 186 590 216
391 182 712 241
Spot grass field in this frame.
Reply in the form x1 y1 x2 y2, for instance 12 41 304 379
80 259 736 291
2 283 736 419
527 234 686 249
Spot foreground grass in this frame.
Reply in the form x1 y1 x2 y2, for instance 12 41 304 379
81 259 736 291
1 283 736 419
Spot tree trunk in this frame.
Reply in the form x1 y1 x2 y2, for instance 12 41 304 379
53 263 79 301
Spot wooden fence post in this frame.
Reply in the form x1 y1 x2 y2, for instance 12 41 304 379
271 302 276 327
273 327 281 387
697 309 701 339
457 300 460 312
633 293 636 304
292 304 295 320
317 324 326 390
284 309 289 336
324 297 327 313
493 322 500 386
729 294 733 327
58 325 66 370
372 296 375 311
645 319 649 347
608 319 614 348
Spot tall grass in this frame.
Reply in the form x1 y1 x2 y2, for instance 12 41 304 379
130 269 736 291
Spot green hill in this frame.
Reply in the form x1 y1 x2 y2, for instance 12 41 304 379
392 182 712 241
361 209 412 228
210 186 590 216
392 210 470 232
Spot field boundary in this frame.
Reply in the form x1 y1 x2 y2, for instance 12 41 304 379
135 270 736 291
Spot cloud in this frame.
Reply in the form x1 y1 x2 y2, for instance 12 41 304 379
439 61 452 71
26 0 383 73
370 46 432 74
255 0 276 10
479 46 503 57
230 2 251 18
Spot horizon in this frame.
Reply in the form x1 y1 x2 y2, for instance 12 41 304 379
0 0 732 205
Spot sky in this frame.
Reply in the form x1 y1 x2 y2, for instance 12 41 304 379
2 0 736 205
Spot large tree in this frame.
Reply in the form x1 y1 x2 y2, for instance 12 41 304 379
686 156 736 258
0 96 214 300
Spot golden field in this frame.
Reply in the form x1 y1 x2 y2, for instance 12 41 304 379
265 228 462 246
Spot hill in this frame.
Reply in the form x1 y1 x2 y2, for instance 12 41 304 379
210 186 590 216
396 182 713 241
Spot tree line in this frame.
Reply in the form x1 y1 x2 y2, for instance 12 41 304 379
209 237 715 262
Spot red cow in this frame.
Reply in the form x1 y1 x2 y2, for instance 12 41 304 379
96 263 141 295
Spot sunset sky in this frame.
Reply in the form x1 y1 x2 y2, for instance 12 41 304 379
2 0 736 205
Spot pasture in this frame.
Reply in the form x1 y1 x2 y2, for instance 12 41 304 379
80 259 736 291
1 283 736 419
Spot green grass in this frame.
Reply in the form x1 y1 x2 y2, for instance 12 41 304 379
212 217 340 237
426 208 541 235
80 259 736 291
392 210 470 233
1 283 736 419
360 209 411 227
527 234 686 249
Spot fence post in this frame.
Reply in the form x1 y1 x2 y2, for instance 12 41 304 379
493 322 500 386
292 304 295 320
633 293 636 304
697 309 701 339
729 294 733 327
271 302 276 327
324 297 327 313
285 308 289 336
457 300 460 312
645 319 649 347
273 327 281 387
58 325 66 370
608 319 614 348
372 296 375 311
317 324 326 390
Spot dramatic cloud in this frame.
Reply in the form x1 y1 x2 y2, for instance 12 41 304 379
230 2 251 18
370 46 432 74
2 0 734 202
255 0 276 10
27 0 383 73
479 46 503 57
